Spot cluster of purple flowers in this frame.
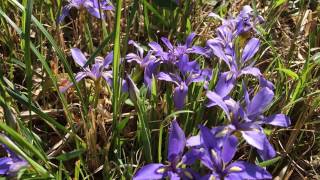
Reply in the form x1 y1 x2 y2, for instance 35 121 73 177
132 6 291 180
57 4 291 179
58 0 113 23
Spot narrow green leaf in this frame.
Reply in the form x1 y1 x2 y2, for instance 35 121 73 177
276 68 299 80
116 117 130 132
258 156 282 167
273 0 287 8
55 149 85 161
111 0 123 157
22 0 33 116
0 134 49 176
0 123 47 163
0 10 83 143
5 86 68 134
8 0 88 122
164 110 194 121
140 0 168 26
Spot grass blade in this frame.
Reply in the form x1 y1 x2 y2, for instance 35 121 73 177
0 133 50 176
22 0 33 118
8 0 88 123
111 0 123 159
0 8 82 142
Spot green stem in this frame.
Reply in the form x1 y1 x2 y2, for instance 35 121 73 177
111 0 122 160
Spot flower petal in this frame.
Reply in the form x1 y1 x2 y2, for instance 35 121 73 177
206 91 230 120
103 51 113 68
129 40 144 58
168 120 186 161
263 114 291 127
133 163 166 180
208 12 224 21
0 157 11 175
256 138 276 160
199 126 219 152
71 48 87 67
207 41 230 67
241 130 266 150
144 61 158 89
226 161 272 180
215 71 236 97
102 71 113 87
148 42 163 53
157 72 179 86
247 87 274 117
259 76 275 90
168 171 180 180
239 67 261 77
242 81 250 106
173 83 188 109
242 38 260 62
182 148 203 165
185 32 196 48
57 5 71 23
221 135 238 164
190 46 209 57
86 7 105 19
161 37 174 50
59 72 88 92
177 54 200 75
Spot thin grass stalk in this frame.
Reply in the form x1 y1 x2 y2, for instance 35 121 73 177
0 10 84 143
0 133 50 176
8 0 89 126
111 0 122 159
140 0 168 27
142 0 151 40
122 0 138 57
22 0 33 119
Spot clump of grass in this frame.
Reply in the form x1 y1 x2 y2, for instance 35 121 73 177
0 0 319 179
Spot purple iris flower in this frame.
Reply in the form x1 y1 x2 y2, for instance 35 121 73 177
235 5 265 35
210 37 262 77
208 36 274 98
148 33 207 64
208 5 264 37
58 0 113 23
60 48 113 92
158 55 211 109
133 120 198 180
126 40 159 89
0 138 28 175
207 6 268 91
206 86 291 160
196 126 272 180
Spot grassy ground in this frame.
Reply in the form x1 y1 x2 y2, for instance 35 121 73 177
0 0 319 179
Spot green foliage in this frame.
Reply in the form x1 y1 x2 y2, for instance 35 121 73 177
0 0 319 179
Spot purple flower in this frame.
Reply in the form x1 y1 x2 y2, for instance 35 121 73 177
206 86 291 160
58 0 113 23
133 120 197 180
126 40 159 89
207 6 271 92
0 137 28 175
208 36 274 96
196 126 272 180
158 56 211 109
208 5 264 37
235 5 265 35
149 33 207 64
60 48 113 92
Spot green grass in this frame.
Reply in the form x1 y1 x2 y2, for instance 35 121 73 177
0 0 319 179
